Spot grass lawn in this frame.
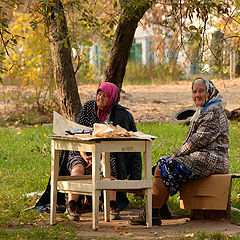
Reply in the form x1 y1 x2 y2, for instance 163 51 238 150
0 122 239 239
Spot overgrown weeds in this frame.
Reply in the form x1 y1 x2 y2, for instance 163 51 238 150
124 62 184 85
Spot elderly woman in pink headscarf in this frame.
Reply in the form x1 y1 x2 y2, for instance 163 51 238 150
66 82 142 221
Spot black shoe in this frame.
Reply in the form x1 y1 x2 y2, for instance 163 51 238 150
129 209 162 226
110 208 121 220
160 204 172 219
66 200 80 221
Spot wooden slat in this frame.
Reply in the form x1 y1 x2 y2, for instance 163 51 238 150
57 179 93 193
98 140 146 152
58 175 92 181
57 179 152 191
95 179 152 190
54 140 94 152
231 173 240 178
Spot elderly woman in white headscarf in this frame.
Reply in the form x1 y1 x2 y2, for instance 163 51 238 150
130 77 230 226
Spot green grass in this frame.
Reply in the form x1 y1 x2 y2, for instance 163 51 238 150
0 224 78 240
0 122 239 238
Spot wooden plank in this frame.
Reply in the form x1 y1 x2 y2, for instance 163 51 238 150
57 180 93 193
58 179 151 191
231 173 240 178
95 179 152 190
54 140 94 152
99 140 145 152
58 175 92 181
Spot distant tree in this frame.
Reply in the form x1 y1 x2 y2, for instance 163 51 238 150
141 0 238 75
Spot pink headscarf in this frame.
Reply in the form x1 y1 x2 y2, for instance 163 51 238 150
96 82 120 122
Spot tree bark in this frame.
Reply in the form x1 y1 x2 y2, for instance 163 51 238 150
47 0 82 121
104 0 155 90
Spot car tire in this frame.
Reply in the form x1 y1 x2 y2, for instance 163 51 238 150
170 106 197 125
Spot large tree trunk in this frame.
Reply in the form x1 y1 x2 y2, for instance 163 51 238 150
104 0 155 89
47 0 82 121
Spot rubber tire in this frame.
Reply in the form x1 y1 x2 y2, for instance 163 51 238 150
170 106 197 125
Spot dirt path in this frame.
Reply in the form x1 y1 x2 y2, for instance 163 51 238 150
79 78 240 123
57 208 240 239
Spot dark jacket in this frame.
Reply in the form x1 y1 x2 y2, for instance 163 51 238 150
110 104 142 180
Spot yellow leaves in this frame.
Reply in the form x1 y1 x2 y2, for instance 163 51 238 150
40 144 47 155
184 233 195 238
234 0 240 8
114 226 128 235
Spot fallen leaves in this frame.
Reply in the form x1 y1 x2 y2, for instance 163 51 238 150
114 226 128 235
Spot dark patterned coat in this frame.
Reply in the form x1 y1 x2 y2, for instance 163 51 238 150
173 102 229 177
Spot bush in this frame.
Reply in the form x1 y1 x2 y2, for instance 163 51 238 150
124 61 183 85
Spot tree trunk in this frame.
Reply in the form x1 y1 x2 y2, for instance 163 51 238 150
104 0 155 90
47 0 82 121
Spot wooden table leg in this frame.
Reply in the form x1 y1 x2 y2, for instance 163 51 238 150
144 140 152 228
92 190 100 231
145 188 152 228
102 152 110 222
92 144 101 230
50 140 60 225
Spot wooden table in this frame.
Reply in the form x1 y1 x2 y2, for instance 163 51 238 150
49 133 154 230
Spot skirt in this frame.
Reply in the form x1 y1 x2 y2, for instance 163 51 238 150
67 151 117 178
153 156 199 196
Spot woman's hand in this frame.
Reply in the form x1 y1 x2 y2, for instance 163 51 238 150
168 154 175 160
80 152 92 169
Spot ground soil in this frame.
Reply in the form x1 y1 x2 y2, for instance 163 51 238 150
55 208 240 239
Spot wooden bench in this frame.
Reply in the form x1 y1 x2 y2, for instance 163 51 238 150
179 173 240 221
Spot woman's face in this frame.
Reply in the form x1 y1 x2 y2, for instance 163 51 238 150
192 82 207 107
96 90 110 109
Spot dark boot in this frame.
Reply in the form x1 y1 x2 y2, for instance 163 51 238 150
129 208 162 226
160 204 172 219
66 200 80 221
110 200 121 220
